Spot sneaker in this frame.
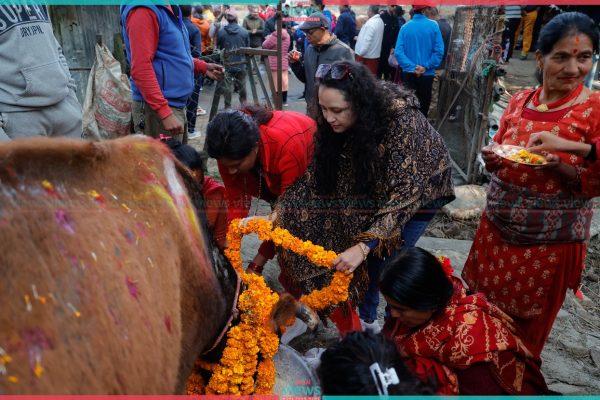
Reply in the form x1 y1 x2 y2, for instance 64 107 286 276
188 131 202 140
281 317 307 344
519 54 527 60
283 103 289 107
360 318 381 334
196 107 207 116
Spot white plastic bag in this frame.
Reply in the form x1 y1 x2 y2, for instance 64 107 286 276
82 44 132 140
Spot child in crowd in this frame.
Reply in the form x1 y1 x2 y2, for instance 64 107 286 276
162 137 228 249
318 331 433 395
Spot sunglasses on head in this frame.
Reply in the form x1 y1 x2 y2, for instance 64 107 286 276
315 64 354 81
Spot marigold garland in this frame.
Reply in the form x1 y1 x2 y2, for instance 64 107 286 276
194 218 351 395
226 219 352 311
186 370 206 395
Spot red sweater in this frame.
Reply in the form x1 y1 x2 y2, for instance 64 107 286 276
126 7 208 120
203 176 228 249
218 111 316 258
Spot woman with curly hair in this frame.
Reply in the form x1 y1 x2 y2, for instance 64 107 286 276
274 61 454 334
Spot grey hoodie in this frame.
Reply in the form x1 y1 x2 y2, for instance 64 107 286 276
0 5 75 112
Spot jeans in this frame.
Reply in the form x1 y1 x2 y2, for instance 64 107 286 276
185 75 203 134
358 209 438 322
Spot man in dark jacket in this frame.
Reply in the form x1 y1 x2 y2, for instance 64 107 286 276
425 7 451 69
378 5 400 80
289 12 354 111
263 15 277 39
334 5 356 46
214 9 249 115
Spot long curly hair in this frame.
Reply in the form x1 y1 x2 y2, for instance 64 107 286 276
310 61 413 195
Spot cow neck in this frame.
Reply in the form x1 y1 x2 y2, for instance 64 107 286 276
202 253 242 358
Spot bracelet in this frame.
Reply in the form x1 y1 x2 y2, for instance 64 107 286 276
247 262 264 274
357 242 370 262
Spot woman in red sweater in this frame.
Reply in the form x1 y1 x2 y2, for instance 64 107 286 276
206 105 316 271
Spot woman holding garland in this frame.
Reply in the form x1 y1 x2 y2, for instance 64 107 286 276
274 61 454 334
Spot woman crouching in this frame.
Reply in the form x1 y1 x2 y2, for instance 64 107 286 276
380 247 549 395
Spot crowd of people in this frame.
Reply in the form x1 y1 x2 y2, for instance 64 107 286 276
2 1 600 396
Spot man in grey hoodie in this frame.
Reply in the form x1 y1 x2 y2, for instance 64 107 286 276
0 4 82 141
212 8 250 117
289 12 354 112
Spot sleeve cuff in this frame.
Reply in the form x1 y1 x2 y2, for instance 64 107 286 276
365 239 379 251
194 59 208 75
258 241 276 259
158 105 173 120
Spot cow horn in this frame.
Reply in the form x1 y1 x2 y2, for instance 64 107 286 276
295 302 319 331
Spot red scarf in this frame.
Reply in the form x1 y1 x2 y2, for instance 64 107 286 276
383 278 548 395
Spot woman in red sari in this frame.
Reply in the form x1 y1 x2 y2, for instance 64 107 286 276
462 12 600 359
381 248 548 395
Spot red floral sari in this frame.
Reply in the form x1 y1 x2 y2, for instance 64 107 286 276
383 278 548 395
462 89 600 358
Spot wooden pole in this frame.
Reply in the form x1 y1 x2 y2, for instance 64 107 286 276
275 1 283 110
466 65 496 182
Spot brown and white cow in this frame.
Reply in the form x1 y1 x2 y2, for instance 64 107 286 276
0 136 302 394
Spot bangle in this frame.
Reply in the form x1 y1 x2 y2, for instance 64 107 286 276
585 142 597 162
247 262 264 274
357 242 370 262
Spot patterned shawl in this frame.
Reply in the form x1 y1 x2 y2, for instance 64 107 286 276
384 278 548 395
274 96 454 307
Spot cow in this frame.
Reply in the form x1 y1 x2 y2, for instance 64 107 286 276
0 136 307 394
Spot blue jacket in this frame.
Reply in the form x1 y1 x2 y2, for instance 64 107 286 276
322 9 333 32
334 9 356 46
120 4 194 108
394 14 444 76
